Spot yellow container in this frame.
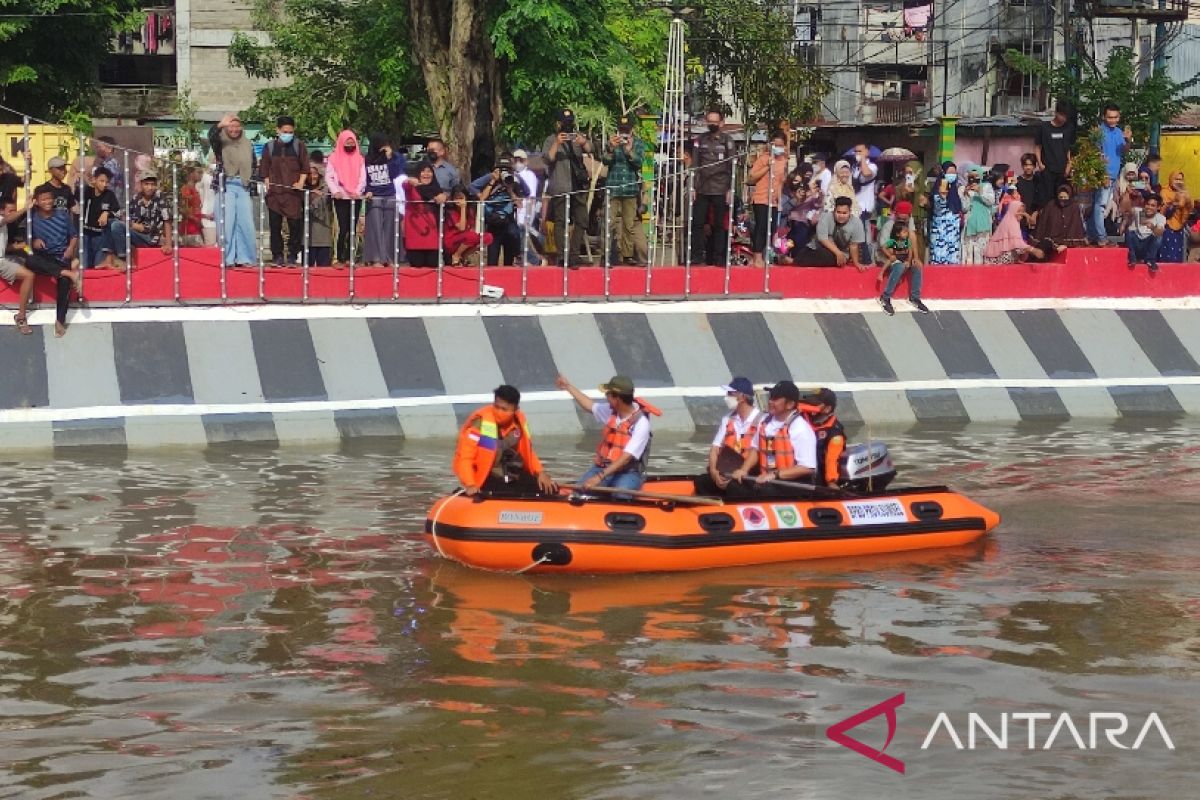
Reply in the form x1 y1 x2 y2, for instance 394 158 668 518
0 123 85 204
1159 132 1200 184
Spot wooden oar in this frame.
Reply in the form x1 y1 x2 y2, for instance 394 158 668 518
564 483 725 507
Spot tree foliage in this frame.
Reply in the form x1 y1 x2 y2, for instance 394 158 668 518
686 0 830 125
1007 46 1200 149
0 0 143 121
228 0 425 140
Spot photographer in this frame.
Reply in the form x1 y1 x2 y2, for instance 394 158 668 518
470 153 528 266
542 108 592 267
603 115 647 265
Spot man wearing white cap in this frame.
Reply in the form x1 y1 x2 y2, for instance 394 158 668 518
512 148 541 265
694 376 764 496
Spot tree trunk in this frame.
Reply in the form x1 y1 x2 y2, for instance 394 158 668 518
408 0 501 180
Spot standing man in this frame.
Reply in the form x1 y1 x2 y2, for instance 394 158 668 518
727 380 817 498
513 148 542 266
208 112 258 268
556 373 659 494
91 136 125 198
1014 153 1045 238
36 157 78 214
811 153 832 195
259 115 310 266
426 138 460 194
1035 101 1075 198
694 376 764 496
604 114 647 266
1092 103 1133 246
453 385 557 496
690 107 735 266
852 143 879 257
542 108 592 267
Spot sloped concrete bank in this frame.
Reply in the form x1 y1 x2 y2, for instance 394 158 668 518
2 297 1199 449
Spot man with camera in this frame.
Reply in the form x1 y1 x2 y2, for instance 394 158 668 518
542 108 592 267
604 115 647 266
470 153 528 266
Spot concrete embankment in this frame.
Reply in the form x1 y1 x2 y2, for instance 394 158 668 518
2 298 1199 449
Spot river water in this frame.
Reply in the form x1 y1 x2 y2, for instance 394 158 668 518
1 421 1197 799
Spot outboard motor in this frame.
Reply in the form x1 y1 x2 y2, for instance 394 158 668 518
838 442 897 494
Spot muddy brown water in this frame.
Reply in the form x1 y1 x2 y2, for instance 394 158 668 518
0 422 1197 798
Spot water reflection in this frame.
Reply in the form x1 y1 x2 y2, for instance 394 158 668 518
0 423 1196 797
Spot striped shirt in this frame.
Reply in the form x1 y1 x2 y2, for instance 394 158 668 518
30 208 73 260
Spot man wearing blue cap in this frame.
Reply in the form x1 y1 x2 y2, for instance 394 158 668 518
694 377 764 496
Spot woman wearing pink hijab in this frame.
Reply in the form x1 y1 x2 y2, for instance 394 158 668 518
983 199 1029 264
325 129 366 265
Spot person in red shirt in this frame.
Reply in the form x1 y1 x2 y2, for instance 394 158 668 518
179 165 204 246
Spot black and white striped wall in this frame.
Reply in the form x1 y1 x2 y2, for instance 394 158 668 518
2 298 1199 449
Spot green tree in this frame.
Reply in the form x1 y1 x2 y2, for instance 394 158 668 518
232 0 669 175
686 0 831 125
1007 46 1200 149
228 0 426 140
0 0 144 121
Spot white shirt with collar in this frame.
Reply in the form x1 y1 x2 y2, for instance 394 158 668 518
593 401 652 460
752 413 817 470
711 408 764 448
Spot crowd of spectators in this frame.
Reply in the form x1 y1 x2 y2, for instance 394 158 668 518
3 101 1199 330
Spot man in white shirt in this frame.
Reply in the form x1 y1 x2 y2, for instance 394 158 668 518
728 380 817 498
694 376 764 495
1123 193 1165 273
557 373 658 495
851 143 878 219
811 153 832 195
513 148 541 266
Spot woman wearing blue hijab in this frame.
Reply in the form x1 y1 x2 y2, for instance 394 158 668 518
929 161 963 264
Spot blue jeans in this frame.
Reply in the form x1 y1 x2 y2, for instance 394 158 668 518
221 178 258 266
1125 231 1162 266
579 465 645 498
1090 185 1113 244
881 260 922 300
82 220 128 268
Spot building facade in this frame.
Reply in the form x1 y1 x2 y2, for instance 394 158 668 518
799 0 1194 125
98 0 277 123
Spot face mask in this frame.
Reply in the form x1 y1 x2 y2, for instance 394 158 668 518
493 408 515 426
771 146 785 157
1057 198 1070 207
279 133 294 145
905 175 915 187
343 143 356 153
515 162 527 173
945 173 957 183
707 124 720 133
724 395 739 411
429 151 440 162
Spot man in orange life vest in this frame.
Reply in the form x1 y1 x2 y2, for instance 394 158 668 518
694 376 765 495
453 384 557 496
556 373 660 494
801 387 846 488
726 380 818 498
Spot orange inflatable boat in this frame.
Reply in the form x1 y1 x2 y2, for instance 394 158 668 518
424 477 1001 575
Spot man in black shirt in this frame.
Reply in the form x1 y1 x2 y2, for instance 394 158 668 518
1035 101 1075 197
82 167 127 270
1014 153 1046 239
35 157 78 214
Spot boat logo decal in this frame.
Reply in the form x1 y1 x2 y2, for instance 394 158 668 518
739 506 770 531
771 504 803 528
498 510 543 525
843 499 908 526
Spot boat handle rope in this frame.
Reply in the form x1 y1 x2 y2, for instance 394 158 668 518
431 487 553 574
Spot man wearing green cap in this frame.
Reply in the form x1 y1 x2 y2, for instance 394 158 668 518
556 373 661 494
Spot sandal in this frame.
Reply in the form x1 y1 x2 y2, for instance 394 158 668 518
14 314 32 335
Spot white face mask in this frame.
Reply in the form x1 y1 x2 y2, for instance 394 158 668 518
771 146 785 157
724 395 740 411
515 162 528 173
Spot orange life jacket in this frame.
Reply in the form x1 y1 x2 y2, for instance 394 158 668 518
809 414 846 486
453 406 542 487
757 411 802 472
595 399 662 469
722 410 763 453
